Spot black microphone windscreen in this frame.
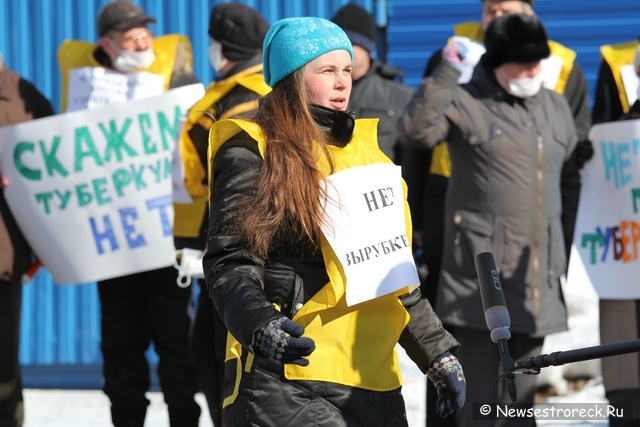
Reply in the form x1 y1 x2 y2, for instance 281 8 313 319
475 251 511 341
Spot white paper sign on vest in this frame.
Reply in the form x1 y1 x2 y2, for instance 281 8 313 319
620 63 640 107
0 84 205 285
321 163 420 306
567 119 640 299
540 54 564 91
66 67 165 112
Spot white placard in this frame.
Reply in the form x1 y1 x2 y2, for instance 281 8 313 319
0 83 205 284
66 67 165 112
620 63 640 107
567 119 640 299
321 163 419 306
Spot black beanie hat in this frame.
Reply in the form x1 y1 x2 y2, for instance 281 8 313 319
331 4 376 53
208 3 270 61
483 13 550 69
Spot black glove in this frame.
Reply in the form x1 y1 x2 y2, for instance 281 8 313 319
427 351 466 418
253 317 316 366
576 139 594 169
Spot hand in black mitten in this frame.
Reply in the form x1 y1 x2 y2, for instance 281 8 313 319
253 317 316 366
427 351 466 418
576 139 594 169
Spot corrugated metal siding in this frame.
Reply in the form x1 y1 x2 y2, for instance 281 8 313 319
387 0 640 106
0 0 377 385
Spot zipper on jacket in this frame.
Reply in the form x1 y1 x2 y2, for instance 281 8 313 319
534 136 544 316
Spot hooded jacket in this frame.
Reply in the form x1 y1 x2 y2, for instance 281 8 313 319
399 59 579 336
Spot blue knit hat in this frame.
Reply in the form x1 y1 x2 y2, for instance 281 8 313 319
263 17 354 87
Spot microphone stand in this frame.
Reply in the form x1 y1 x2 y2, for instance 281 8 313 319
513 339 640 370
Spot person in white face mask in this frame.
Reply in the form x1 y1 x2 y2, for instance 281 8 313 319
399 13 581 427
56 0 199 113
172 4 270 426
56 2 202 426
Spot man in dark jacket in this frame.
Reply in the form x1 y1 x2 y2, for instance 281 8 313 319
399 13 579 426
172 4 270 426
331 3 414 164
0 54 55 427
401 4 589 423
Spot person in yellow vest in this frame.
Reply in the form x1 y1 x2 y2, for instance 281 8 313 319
173 4 270 427
202 17 465 426
592 38 640 124
57 0 198 113
400 4 590 424
56 2 201 426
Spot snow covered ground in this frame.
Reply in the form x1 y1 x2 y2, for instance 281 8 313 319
22 277 612 427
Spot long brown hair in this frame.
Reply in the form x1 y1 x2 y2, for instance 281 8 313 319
239 68 335 258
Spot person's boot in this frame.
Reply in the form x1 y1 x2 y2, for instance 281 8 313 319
110 405 146 427
168 405 201 427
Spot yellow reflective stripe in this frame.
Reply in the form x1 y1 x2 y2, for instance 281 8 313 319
600 41 640 113
222 356 243 408
244 353 254 373
430 143 452 178
220 100 260 120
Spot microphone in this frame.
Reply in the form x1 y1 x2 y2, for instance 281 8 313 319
475 251 517 403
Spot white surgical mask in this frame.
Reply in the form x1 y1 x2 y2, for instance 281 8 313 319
208 39 228 73
500 70 544 98
107 38 156 72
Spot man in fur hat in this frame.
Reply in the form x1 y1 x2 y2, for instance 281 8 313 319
399 13 580 426
400 4 588 423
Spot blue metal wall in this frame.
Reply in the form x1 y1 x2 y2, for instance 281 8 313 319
387 0 640 107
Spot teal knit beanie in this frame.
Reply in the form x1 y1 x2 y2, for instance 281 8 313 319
263 17 354 87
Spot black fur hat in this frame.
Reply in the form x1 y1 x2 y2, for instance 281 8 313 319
208 3 270 61
483 13 550 69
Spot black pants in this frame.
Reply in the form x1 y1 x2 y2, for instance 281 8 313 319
190 279 227 427
98 267 200 427
0 277 23 427
454 327 544 427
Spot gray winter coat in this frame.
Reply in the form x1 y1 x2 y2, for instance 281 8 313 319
398 60 579 336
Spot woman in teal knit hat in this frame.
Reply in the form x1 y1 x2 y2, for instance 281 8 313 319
203 16 466 426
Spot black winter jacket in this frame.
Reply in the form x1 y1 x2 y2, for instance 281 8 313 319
349 60 414 163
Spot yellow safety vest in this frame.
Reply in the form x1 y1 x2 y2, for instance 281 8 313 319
431 22 577 178
600 40 640 114
57 34 193 113
172 64 271 238
208 118 412 407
